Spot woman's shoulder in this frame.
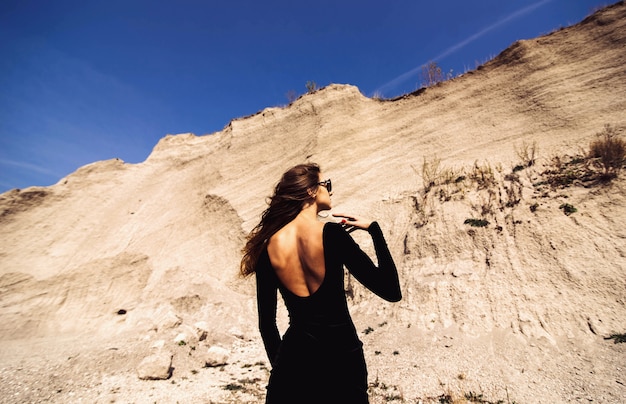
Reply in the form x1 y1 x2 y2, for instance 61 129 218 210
323 221 341 231
323 221 349 240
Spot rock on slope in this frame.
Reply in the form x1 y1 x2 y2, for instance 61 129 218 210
0 2 625 403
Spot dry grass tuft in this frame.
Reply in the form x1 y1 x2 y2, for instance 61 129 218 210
588 124 625 180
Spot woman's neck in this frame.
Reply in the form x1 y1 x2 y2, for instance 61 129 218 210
297 203 320 223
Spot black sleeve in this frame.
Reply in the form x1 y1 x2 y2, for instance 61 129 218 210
334 221 402 302
255 251 281 364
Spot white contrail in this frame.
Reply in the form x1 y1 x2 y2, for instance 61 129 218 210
375 0 554 95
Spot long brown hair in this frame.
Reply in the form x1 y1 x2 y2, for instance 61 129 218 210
240 163 321 277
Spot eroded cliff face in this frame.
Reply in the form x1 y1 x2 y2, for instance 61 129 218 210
1 3 625 342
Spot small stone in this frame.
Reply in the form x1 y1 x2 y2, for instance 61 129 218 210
137 351 173 380
174 333 187 344
150 340 165 349
204 346 229 367
156 310 182 331
194 321 210 341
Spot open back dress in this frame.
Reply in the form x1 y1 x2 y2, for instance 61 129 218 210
255 221 401 404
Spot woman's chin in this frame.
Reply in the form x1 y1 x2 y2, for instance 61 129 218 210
318 204 332 213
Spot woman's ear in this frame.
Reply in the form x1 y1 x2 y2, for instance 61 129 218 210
307 188 317 199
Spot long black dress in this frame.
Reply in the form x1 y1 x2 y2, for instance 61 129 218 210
255 221 401 404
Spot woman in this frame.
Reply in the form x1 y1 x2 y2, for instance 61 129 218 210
240 163 401 403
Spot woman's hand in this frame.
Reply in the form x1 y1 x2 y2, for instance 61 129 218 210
332 213 373 233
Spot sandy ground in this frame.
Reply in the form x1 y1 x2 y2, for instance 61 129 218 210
1 3 626 403
0 323 624 403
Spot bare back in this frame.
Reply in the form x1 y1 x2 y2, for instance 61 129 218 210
267 219 326 297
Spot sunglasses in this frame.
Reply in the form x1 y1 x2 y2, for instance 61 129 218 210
318 179 332 193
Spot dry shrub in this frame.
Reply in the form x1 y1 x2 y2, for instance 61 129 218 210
420 61 445 88
537 153 595 189
419 156 441 193
285 89 298 103
589 124 625 179
419 61 455 88
305 80 318 93
469 161 496 189
514 140 538 168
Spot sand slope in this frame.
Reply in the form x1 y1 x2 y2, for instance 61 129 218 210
1 3 625 403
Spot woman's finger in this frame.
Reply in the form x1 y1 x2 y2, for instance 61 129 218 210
332 213 355 220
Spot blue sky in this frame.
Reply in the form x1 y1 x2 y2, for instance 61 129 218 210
0 0 615 193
